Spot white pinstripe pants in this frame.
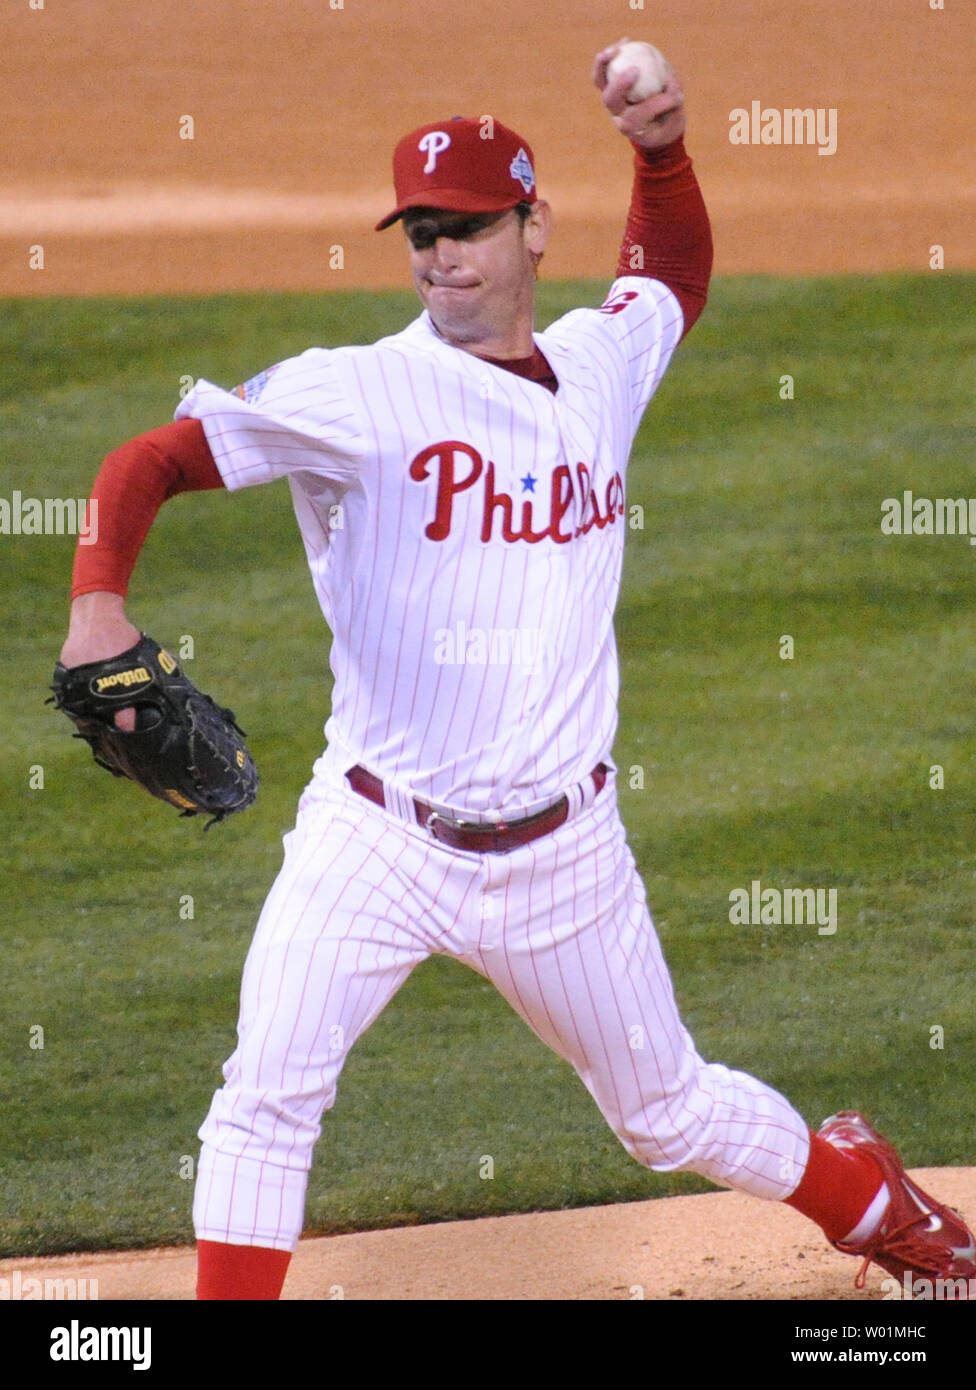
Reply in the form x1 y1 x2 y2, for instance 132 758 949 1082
193 768 810 1249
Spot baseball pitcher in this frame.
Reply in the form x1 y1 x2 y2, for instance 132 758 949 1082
55 42 975 1300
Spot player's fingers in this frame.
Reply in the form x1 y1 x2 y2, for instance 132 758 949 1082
602 67 642 116
615 76 685 133
591 36 630 89
636 75 684 114
660 72 685 109
114 707 136 732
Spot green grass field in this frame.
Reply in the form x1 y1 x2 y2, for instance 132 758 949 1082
1 274 974 1256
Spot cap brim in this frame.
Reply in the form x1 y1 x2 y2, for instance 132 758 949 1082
375 190 528 232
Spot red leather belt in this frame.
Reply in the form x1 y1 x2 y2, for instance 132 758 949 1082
345 763 609 854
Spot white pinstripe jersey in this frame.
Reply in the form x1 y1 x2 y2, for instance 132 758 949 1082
176 276 682 815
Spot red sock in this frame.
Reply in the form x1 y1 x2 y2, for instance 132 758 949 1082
196 1240 292 1300
785 1132 886 1243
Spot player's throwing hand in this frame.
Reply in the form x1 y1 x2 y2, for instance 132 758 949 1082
593 37 686 150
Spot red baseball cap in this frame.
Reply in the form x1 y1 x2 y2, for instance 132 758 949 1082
375 116 538 230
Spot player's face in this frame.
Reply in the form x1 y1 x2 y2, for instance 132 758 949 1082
403 204 550 355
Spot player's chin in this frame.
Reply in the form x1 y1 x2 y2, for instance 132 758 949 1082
424 290 487 337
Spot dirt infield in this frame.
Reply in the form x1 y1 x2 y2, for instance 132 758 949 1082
3 0 974 294
3 1171 974 1300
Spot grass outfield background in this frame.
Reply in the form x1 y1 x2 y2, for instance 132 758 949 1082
1 275 974 1256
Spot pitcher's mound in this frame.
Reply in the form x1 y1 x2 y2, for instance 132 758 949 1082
3 1169 973 1301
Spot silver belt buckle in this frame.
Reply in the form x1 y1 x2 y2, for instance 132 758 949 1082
426 810 507 833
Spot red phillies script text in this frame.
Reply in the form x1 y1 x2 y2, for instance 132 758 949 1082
409 441 625 545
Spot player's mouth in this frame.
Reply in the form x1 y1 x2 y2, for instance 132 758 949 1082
426 278 481 292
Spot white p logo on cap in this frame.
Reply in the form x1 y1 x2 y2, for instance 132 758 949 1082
418 130 451 174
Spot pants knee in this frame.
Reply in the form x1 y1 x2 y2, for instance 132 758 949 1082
199 1081 336 1170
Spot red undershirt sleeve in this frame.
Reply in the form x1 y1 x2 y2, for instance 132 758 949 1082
70 417 224 600
615 136 714 337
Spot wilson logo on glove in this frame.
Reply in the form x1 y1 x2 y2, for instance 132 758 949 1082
49 633 258 828
92 666 152 694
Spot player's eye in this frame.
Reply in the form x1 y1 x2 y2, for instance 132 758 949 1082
406 223 438 249
406 217 490 249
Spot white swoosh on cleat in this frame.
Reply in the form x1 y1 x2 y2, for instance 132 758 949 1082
904 1185 938 1220
949 1235 976 1263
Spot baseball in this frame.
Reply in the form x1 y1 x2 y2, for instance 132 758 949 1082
606 41 671 103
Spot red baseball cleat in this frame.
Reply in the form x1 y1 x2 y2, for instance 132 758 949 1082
819 1111 976 1300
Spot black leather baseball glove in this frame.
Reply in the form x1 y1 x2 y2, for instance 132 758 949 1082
49 634 258 827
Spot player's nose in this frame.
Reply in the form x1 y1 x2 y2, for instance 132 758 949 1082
430 235 464 268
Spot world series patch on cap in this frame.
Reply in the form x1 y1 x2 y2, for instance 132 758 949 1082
375 116 537 230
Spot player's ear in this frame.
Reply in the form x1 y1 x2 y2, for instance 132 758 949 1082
523 200 552 258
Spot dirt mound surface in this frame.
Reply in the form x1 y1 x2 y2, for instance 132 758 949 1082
3 1169 973 1300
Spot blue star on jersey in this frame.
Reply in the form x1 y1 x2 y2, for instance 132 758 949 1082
520 473 537 493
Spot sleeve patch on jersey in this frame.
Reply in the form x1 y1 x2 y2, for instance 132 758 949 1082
232 364 280 404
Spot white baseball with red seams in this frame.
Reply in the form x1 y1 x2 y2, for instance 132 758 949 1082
176 276 811 1250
